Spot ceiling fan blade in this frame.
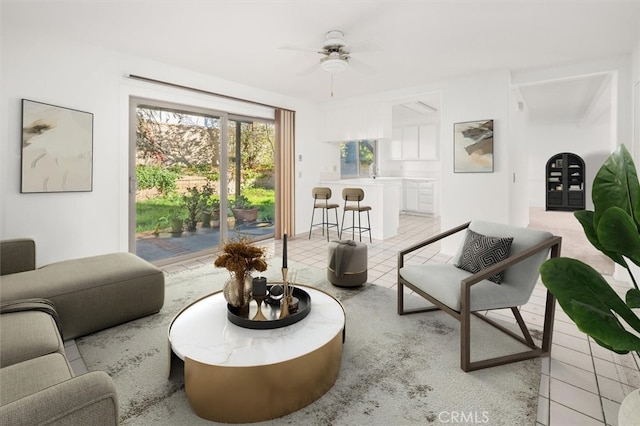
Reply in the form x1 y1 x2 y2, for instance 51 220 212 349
349 39 383 54
296 60 320 76
279 44 319 54
348 57 376 75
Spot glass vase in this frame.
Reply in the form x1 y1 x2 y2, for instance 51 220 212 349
223 273 252 308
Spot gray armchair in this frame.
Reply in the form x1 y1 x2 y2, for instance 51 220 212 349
397 220 562 371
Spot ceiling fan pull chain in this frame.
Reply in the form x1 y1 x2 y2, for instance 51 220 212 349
331 73 334 98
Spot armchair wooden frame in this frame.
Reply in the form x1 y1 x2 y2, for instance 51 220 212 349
397 222 562 372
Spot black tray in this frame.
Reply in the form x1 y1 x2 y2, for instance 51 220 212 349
227 286 311 329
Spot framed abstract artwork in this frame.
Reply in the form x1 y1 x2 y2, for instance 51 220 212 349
453 119 494 173
21 99 94 193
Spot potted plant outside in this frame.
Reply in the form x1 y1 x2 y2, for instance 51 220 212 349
232 194 259 223
160 207 185 236
170 216 185 234
209 197 221 228
182 183 214 232
539 144 640 424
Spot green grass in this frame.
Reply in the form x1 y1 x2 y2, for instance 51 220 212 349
136 188 275 233
136 197 183 233
245 188 275 221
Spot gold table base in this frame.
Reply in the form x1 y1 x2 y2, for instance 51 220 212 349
183 331 343 423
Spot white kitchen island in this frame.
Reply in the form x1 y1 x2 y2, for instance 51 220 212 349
319 177 403 240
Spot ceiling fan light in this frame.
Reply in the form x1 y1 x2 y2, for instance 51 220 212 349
321 57 348 74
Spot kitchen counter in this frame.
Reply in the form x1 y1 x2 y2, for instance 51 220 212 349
319 178 404 240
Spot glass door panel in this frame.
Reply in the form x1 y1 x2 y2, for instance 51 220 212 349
133 104 225 263
227 118 275 241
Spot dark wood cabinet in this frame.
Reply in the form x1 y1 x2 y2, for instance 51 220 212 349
546 153 585 211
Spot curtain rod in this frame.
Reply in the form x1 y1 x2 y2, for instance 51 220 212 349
125 74 294 112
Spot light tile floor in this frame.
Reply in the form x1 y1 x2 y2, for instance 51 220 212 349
71 213 640 425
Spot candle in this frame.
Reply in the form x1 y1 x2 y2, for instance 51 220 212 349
282 233 288 268
252 277 267 297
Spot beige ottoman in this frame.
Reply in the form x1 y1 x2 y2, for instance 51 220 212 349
327 240 367 287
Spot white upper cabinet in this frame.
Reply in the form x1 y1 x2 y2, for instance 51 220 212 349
418 124 438 160
390 127 403 160
324 102 392 142
389 123 439 160
389 99 440 160
402 126 419 159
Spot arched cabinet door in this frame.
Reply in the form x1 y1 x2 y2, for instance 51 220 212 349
545 153 585 211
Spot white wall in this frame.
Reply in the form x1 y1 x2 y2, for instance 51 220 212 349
513 56 634 215
380 105 442 179
1 21 322 266
322 58 634 255
321 70 515 253
617 14 640 284
633 11 640 163
2 9 636 266
513 56 632 152
525 118 612 210
438 70 514 245
508 87 531 227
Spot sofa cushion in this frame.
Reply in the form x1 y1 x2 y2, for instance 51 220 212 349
0 371 118 426
0 239 35 276
399 263 530 312
0 353 73 406
1 252 165 339
0 310 65 368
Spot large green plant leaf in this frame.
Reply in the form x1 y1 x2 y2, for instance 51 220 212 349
592 144 640 228
627 289 640 309
540 257 640 353
597 207 640 268
574 210 627 267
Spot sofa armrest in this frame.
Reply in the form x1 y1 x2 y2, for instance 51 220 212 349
0 371 118 425
1 239 36 276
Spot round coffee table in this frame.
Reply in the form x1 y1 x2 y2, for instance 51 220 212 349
168 285 345 423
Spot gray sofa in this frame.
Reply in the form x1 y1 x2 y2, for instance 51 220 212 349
0 238 165 425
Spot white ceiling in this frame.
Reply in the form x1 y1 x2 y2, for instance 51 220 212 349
4 1 639 117
518 74 611 124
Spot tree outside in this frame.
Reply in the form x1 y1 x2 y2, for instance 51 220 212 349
135 106 275 244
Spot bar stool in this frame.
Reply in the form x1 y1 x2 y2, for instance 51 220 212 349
340 188 372 243
308 187 340 241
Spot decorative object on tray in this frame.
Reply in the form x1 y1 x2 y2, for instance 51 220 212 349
220 232 313 328
265 284 283 306
280 267 290 319
252 277 268 321
286 270 299 313
214 237 267 316
279 232 295 319
226 285 312 329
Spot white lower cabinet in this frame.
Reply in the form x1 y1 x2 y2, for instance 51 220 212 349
404 183 419 211
403 180 435 215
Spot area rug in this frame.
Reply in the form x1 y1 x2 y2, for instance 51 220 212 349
77 259 541 425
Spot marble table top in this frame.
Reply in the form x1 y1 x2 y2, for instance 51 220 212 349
169 286 345 367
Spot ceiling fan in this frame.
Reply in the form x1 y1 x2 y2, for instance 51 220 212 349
283 30 380 96
282 30 378 96
318 30 351 74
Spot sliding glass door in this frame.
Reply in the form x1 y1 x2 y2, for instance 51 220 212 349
129 98 275 265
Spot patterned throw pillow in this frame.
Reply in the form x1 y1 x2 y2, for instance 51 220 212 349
454 229 514 284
